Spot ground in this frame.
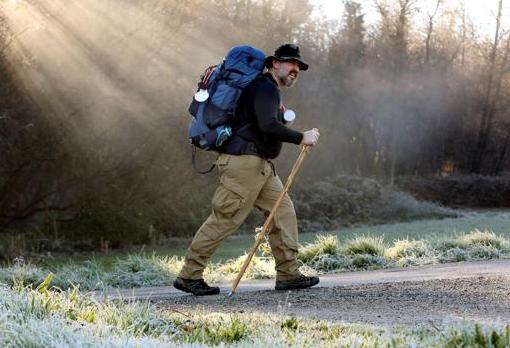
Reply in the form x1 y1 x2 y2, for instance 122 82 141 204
101 259 510 329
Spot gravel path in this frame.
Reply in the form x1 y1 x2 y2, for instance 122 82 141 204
165 276 510 327
100 260 510 327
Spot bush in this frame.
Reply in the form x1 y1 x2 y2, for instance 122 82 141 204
397 174 510 208
293 175 456 232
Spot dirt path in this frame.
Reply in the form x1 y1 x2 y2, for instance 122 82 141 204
100 260 510 327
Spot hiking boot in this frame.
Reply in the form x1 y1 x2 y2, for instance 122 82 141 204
275 275 320 291
173 277 220 296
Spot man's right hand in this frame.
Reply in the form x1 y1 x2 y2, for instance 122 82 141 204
301 128 320 146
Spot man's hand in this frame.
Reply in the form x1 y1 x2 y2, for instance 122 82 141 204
301 128 320 146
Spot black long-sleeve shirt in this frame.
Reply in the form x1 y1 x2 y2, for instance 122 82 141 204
222 73 303 159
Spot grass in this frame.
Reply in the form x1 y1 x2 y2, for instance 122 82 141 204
1 228 509 292
342 210 510 242
2 212 509 346
385 239 429 260
298 235 339 263
343 235 386 256
0 211 508 292
0 278 509 347
27 210 510 275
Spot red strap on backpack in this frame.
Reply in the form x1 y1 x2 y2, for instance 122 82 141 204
199 65 216 90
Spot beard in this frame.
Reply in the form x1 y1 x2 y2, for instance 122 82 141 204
276 69 298 88
283 75 297 87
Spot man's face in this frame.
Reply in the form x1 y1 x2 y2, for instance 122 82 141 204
273 60 300 88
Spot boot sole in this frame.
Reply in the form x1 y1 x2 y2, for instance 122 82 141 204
173 281 220 296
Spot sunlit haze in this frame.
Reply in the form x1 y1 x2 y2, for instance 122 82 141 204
312 0 510 37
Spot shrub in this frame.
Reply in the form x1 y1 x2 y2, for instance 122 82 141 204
371 189 456 223
343 235 386 256
293 175 456 231
293 175 383 231
397 174 510 208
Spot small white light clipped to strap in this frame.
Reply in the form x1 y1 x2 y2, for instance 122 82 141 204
194 89 209 102
283 109 296 125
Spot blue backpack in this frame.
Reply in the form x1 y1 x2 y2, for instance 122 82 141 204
188 45 266 152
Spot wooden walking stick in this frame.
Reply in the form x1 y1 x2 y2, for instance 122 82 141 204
229 145 310 296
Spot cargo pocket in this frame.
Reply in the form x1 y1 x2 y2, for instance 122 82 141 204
213 154 250 219
212 184 245 219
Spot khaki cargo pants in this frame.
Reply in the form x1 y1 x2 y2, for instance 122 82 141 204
179 154 301 281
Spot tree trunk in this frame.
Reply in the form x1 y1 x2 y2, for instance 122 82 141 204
471 0 504 173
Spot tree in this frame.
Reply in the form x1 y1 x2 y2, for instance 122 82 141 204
471 0 506 173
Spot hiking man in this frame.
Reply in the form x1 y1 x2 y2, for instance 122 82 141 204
174 44 321 295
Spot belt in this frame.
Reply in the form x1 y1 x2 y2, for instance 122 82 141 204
243 141 264 158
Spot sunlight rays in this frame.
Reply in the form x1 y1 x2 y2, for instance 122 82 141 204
2 0 213 138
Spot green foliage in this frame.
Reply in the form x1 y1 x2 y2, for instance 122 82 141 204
1 279 510 346
281 316 300 332
185 317 249 345
1 229 510 293
35 273 53 295
444 324 510 348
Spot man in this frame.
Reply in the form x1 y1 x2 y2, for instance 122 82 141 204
174 44 321 295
